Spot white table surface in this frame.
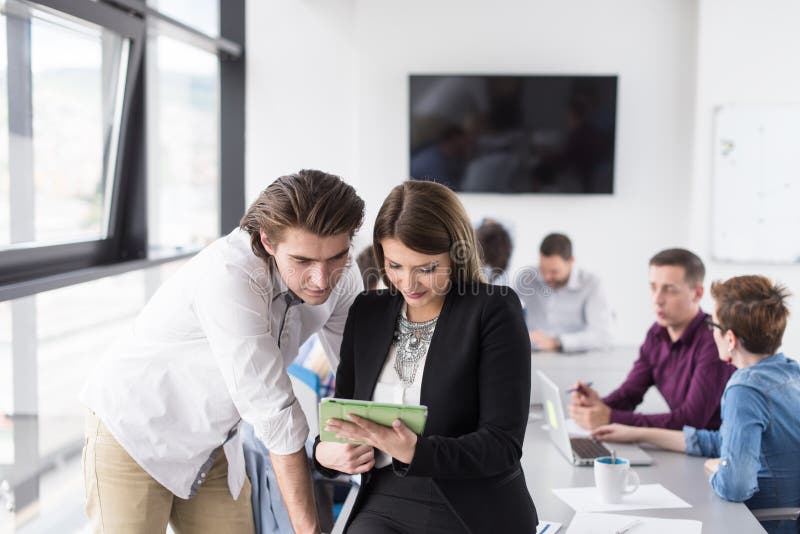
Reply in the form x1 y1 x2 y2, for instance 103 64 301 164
521 408 766 533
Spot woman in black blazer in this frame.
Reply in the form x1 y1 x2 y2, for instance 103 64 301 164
314 181 538 533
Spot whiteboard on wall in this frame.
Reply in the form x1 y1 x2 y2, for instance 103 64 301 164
712 105 800 263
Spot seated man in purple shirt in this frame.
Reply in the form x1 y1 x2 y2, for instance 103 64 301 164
568 249 735 430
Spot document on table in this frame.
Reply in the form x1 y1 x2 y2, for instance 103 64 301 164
553 484 691 513
565 417 591 437
536 520 563 533
566 512 702 534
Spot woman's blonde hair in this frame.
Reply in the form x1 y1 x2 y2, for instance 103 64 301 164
373 180 484 289
240 169 364 263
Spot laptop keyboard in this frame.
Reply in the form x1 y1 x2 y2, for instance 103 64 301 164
570 437 611 459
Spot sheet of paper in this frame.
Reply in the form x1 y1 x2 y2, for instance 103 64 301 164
565 417 591 437
553 484 691 513
566 512 702 534
536 520 563 533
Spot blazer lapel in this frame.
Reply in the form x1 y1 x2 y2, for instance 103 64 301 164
419 283 457 406
356 292 404 400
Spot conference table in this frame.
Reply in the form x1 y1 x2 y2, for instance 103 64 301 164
524 347 766 533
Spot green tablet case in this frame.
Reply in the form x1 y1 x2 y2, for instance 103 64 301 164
318 398 428 444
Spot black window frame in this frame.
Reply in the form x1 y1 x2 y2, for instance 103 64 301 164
0 0 245 301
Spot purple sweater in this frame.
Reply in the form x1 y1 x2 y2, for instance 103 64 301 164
603 309 735 429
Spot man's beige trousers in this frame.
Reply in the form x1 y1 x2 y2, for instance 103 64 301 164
83 412 255 534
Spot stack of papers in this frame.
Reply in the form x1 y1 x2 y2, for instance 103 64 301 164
566 512 702 534
553 484 691 513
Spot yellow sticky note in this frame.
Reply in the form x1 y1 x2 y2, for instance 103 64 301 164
546 399 559 429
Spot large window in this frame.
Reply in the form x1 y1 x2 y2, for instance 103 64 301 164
0 261 185 529
0 1 129 250
0 0 244 527
148 35 220 251
0 0 244 293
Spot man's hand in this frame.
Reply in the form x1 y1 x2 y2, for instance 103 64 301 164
531 331 560 351
591 423 641 443
568 401 611 430
704 458 721 477
325 415 418 464
569 381 601 407
314 442 374 474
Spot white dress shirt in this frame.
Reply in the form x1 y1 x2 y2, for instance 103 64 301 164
371 304 431 468
81 228 362 499
513 265 612 352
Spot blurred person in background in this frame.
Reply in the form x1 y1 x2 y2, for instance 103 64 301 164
475 218 513 286
514 233 612 352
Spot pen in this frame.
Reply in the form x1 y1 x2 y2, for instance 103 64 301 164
615 519 642 534
564 381 593 394
539 523 550 534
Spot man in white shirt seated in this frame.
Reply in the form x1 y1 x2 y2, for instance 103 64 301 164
514 233 612 353
80 170 365 534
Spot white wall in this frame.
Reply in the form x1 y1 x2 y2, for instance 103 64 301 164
245 0 358 201
690 0 800 354
351 0 699 344
245 0 704 345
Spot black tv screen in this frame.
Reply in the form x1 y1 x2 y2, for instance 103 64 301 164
409 75 617 194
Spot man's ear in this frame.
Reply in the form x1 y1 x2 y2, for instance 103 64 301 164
260 230 275 256
692 283 704 303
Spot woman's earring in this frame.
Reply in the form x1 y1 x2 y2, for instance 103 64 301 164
725 347 733 364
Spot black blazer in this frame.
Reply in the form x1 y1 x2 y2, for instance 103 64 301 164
314 282 538 534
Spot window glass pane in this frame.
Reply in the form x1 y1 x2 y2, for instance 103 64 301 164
0 2 129 250
0 260 186 530
0 22 8 247
149 0 219 37
0 302 10 424
36 272 148 432
148 34 220 251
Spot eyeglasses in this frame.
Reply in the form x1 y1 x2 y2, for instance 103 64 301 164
705 318 747 345
705 318 726 334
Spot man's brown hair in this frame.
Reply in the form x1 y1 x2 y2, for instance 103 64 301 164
355 246 380 291
540 233 572 260
373 180 484 288
476 219 513 272
649 248 705 286
711 275 790 355
239 169 364 263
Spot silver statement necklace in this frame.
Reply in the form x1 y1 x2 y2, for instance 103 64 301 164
393 308 438 387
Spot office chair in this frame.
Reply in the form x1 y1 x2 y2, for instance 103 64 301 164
287 364 321 432
330 482 360 534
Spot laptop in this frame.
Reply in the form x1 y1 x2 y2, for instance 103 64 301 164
536 370 653 466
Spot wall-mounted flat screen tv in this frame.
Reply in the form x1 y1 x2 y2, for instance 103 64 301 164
409 75 618 194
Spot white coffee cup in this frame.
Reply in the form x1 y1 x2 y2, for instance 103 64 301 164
594 456 640 504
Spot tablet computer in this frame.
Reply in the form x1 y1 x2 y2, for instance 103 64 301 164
318 398 428 444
